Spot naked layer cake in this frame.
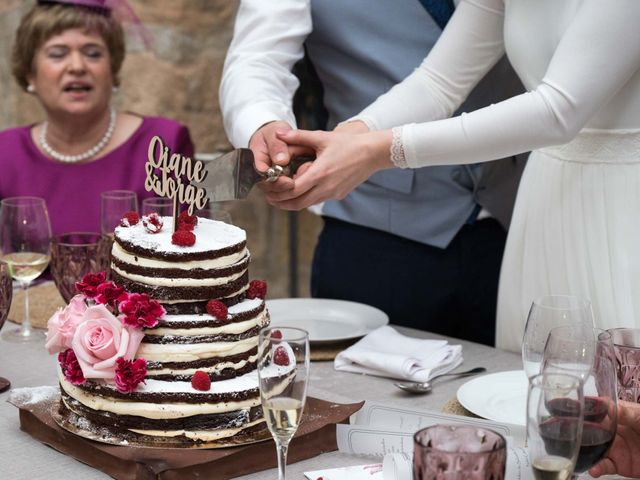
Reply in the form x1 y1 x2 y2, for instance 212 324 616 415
47 213 274 445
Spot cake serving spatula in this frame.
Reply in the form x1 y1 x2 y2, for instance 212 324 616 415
194 148 313 202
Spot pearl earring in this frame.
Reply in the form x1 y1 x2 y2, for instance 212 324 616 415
112 86 119 93
27 84 35 93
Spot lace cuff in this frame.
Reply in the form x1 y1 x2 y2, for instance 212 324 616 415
390 126 408 169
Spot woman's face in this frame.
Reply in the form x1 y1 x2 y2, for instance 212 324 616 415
28 28 113 117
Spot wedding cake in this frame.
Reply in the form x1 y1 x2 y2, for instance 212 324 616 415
46 212 275 445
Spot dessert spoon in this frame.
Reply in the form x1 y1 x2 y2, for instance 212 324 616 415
394 367 487 394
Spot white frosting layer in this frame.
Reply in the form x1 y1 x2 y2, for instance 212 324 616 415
114 216 245 255
111 241 249 271
129 418 265 440
137 337 257 362
111 263 246 287
148 311 268 337
59 370 260 419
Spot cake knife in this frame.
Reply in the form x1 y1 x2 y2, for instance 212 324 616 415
194 148 313 202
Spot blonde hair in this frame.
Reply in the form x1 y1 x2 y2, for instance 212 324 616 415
12 3 125 91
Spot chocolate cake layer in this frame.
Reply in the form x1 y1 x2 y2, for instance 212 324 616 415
142 326 261 345
146 346 258 371
145 361 256 382
155 302 265 329
111 270 249 301
161 295 243 314
111 254 250 279
114 237 246 262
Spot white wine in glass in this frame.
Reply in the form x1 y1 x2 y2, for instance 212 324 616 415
0 197 52 342
258 326 310 480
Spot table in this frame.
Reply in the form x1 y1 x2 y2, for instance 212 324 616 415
0 324 520 479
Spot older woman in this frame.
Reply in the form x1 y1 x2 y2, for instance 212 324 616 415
0 0 194 234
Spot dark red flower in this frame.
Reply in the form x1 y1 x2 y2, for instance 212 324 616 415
95 281 127 307
58 349 86 385
114 357 147 393
75 271 107 299
247 280 267 300
119 293 166 329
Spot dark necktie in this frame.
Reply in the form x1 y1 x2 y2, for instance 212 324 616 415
417 0 455 30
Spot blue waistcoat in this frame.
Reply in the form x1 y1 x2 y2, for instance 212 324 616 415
305 0 525 248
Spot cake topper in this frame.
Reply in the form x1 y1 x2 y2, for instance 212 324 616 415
144 136 208 231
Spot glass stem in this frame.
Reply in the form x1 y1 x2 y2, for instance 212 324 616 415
276 439 290 480
20 281 31 335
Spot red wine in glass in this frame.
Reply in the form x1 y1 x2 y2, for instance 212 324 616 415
546 397 608 423
540 417 614 473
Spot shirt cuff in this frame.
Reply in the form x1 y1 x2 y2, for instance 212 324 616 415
230 102 298 147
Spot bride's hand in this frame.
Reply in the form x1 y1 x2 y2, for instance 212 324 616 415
266 128 394 210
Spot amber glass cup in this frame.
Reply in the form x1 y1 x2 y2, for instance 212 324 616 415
413 425 507 480
50 232 110 303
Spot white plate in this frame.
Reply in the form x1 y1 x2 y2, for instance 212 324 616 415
457 370 528 426
266 298 389 343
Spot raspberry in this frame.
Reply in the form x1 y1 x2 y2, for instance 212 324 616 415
142 213 163 233
191 370 211 391
247 279 267 299
120 211 139 227
171 230 196 247
177 221 195 232
206 300 228 320
178 211 198 229
271 329 282 340
273 346 290 366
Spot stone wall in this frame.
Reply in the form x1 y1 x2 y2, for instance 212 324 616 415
0 0 321 298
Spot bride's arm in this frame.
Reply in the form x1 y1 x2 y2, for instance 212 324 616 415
394 0 640 168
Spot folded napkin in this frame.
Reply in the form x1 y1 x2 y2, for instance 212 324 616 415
334 326 463 382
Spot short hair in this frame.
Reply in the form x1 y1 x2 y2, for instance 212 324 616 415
11 3 125 91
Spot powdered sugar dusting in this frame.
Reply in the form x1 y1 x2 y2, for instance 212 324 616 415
8 386 59 407
115 216 245 254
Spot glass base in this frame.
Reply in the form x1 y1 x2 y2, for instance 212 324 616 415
0 377 10 393
2 325 45 343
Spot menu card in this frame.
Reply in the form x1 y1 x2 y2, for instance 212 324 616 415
304 401 534 480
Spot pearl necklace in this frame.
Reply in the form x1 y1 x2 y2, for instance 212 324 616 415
39 108 116 163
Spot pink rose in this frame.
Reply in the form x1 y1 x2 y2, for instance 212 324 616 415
45 294 88 354
71 304 144 379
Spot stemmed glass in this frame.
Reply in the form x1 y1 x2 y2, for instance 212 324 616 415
522 295 595 379
141 197 174 217
527 372 584 480
257 326 310 480
0 197 52 342
0 260 13 391
542 328 618 478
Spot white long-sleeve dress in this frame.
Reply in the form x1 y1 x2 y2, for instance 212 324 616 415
354 0 640 352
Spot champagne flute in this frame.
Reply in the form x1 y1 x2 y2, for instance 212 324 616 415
542 329 618 478
257 326 310 480
527 372 584 480
0 260 13 391
0 197 52 342
522 295 595 379
100 190 138 235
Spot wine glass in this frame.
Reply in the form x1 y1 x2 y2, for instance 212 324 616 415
542 328 618 478
257 326 310 480
50 232 110 303
141 197 174 217
522 295 595 379
100 190 138 235
197 206 233 224
0 197 52 342
527 372 584 480
0 260 13 391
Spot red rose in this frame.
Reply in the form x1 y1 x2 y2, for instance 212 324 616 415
75 271 107 299
58 349 86 385
119 293 166 329
114 357 147 393
95 282 127 307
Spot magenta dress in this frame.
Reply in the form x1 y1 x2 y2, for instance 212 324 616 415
0 116 194 235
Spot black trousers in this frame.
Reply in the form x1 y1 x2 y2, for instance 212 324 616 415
310 217 507 346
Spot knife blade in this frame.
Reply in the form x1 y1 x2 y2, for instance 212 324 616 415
194 148 313 202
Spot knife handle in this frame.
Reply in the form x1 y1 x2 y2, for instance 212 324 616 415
263 156 315 182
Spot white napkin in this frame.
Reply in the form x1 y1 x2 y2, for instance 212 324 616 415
334 326 463 382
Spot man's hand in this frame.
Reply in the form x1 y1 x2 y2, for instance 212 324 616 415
589 400 640 478
249 121 295 194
